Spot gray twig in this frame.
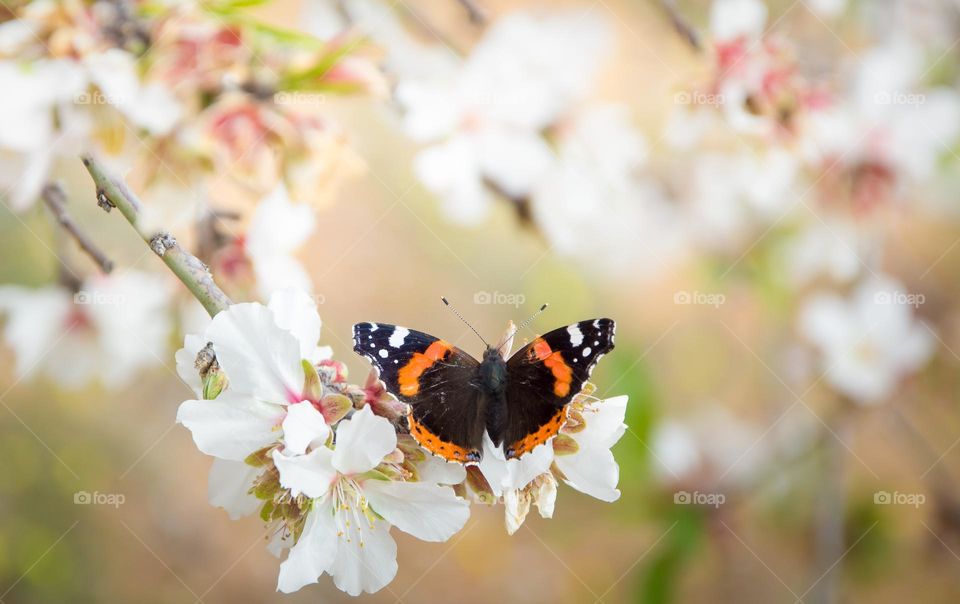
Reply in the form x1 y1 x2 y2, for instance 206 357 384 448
80 155 232 317
42 182 115 274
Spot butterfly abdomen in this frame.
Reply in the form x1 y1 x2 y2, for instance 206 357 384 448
479 348 509 445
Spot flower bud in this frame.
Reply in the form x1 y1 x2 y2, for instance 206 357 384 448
317 359 348 384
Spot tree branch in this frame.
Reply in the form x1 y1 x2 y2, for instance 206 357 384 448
657 0 701 52
455 0 486 25
42 182 115 274
80 155 232 317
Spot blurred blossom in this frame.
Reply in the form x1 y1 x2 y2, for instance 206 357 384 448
395 10 611 223
781 219 870 287
0 270 172 388
681 150 799 250
652 404 816 487
653 406 763 485
803 38 960 209
710 0 767 43
211 185 316 300
313 0 459 82
0 3 180 209
533 105 687 276
799 276 935 404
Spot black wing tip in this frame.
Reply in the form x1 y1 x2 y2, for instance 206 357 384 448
352 322 374 354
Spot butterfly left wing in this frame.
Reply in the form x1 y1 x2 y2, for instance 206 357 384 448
501 319 616 459
352 322 485 463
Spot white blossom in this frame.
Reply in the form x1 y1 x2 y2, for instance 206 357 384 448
799 276 935 403
0 270 172 388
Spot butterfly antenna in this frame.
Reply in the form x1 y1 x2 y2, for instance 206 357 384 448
441 297 490 347
500 303 549 349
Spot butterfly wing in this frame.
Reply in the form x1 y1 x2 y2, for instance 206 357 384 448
352 323 484 463
502 319 616 459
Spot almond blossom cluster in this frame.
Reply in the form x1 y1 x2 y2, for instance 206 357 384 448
175 290 629 596
0 0 384 390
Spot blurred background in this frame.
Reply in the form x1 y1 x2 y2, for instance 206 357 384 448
2 0 960 601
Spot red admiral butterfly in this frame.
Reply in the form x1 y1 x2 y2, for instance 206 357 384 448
352 299 615 464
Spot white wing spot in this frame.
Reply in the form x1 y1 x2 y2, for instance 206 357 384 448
370 323 379 331
389 327 409 348
567 324 584 346
393 359 398 364
582 347 592 357
378 348 388 359
594 340 600 346
593 320 600 328
369 342 375 348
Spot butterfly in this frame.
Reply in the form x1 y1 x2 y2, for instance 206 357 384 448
352 301 615 464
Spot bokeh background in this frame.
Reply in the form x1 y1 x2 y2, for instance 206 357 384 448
2 0 960 602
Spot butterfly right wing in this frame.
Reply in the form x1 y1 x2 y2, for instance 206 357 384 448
352 323 484 464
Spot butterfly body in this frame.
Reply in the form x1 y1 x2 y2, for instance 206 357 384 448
352 318 615 464
478 347 509 445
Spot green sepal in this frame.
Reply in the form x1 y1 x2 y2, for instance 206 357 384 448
302 360 323 402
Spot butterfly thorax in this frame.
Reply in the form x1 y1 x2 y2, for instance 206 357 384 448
479 347 508 445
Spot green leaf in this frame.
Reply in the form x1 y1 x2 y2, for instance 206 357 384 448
280 38 366 89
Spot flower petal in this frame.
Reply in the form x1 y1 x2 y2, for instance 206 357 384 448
267 289 321 362
331 520 398 596
477 432 507 497
272 447 336 499
282 401 330 455
417 455 467 485
503 442 554 490
175 333 206 397
208 458 260 519
555 444 621 502
205 302 304 403
576 395 628 449
364 480 469 542
277 502 338 593
176 391 282 460
332 406 397 475
503 488 531 535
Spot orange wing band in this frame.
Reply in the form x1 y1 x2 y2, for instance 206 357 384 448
397 340 452 397
408 416 480 463
506 407 569 459
529 338 573 397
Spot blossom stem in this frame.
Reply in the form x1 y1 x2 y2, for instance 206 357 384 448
42 182 115 274
80 154 232 317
